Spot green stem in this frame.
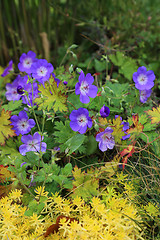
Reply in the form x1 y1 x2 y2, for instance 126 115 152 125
18 174 37 200
67 100 77 110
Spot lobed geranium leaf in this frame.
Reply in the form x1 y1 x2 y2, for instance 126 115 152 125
2 100 23 114
35 76 67 113
0 109 16 145
145 105 160 124
111 116 126 144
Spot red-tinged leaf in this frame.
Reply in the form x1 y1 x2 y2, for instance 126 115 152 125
127 114 144 141
43 223 59 237
120 143 135 170
44 215 79 237
0 109 16 145
0 165 15 183
145 105 160 124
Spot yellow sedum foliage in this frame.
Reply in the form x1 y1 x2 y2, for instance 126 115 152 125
0 109 16 145
35 76 67 112
0 187 145 240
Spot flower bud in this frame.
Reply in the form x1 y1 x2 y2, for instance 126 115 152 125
100 105 110 118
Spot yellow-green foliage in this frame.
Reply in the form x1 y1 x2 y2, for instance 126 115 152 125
0 187 145 240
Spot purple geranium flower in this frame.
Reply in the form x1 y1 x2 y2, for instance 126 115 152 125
121 121 130 140
75 71 98 104
100 105 110 118
10 111 35 136
18 51 37 74
139 89 152 103
5 75 25 101
1 60 13 77
63 81 68 85
20 76 39 106
96 127 115 152
31 59 54 85
19 132 47 156
69 108 92 134
133 66 155 90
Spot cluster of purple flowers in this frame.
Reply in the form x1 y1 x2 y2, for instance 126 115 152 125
133 66 155 103
69 71 98 134
3 51 60 106
2 51 64 157
10 110 46 156
70 70 116 152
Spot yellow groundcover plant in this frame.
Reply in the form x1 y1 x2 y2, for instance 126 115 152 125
0 187 145 240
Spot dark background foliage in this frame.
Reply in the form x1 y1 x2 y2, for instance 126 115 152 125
1 0 160 72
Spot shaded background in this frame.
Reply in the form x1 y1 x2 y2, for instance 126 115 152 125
0 0 160 72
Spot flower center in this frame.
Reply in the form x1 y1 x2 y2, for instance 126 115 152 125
80 81 89 95
18 119 29 130
23 58 32 68
102 133 110 141
140 90 146 97
138 74 148 85
37 66 47 77
77 114 88 127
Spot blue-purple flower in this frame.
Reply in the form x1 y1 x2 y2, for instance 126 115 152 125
5 75 25 101
20 76 39 106
139 89 152 103
96 127 115 152
63 81 68 85
121 121 130 140
100 105 110 118
10 111 35 136
1 60 13 77
31 59 54 85
69 108 92 134
133 66 155 90
18 51 37 74
75 71 98 104
19 132 47 156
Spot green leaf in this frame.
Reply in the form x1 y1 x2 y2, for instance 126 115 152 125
63 134 86 155
54 120 76 150
85 135 97 155
2 100 23 114
109 52 138 81
109 52 125 67
61 163 72 176
94 59 106 72
68 44 78 50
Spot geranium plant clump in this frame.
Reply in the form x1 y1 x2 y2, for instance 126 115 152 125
0 49 160 239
